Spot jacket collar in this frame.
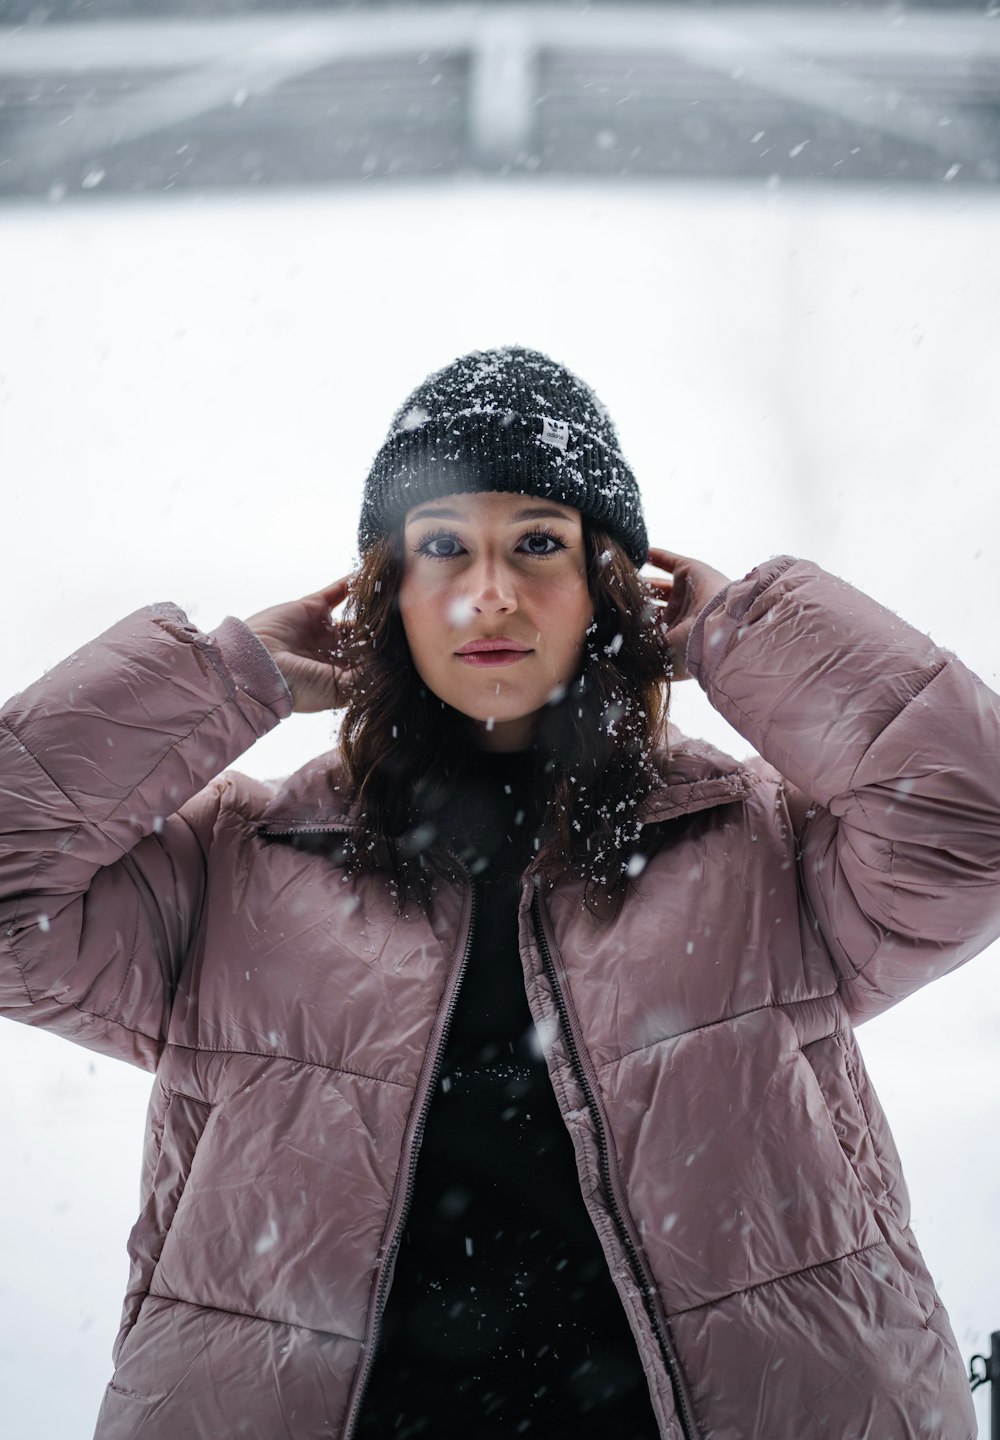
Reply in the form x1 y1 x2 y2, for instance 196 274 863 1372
257 723 755 836
637 732 758 823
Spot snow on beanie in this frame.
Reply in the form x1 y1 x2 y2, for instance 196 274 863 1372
357 346 649 566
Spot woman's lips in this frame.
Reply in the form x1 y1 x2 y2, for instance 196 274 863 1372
456 648 532 668
455 639 533 668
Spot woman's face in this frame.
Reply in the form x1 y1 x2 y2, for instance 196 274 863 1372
398 490 593 751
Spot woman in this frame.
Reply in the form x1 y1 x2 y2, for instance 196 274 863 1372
1 346 997 1440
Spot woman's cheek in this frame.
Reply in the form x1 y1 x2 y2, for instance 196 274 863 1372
444 593 477 628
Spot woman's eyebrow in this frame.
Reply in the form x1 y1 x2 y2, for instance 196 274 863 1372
509 506 575 523
406 506 462 524
405 504 575 525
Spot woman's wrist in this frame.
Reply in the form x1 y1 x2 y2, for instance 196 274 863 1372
210 616 295 717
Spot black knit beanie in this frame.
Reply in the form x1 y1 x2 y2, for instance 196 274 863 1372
357 346 648 566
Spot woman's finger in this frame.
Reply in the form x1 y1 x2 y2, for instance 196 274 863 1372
317 575 353 609
646 546 687 574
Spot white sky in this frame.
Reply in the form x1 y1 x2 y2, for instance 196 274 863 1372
1 179 998 1436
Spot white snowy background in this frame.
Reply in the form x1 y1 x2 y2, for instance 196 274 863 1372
1 180 998 1436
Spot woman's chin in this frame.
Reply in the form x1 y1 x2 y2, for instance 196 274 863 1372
446 703 542 750
443 693 541 729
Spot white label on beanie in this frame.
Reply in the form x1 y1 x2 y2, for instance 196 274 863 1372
540 417 569 452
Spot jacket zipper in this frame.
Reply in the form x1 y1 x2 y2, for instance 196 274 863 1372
340 866 477 1440
263 823 697 1438
530 890 701 1440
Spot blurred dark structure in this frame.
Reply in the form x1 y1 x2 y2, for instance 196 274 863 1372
0 1 997 198
969 1331 1000 1438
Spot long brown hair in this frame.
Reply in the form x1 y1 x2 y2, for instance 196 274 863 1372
338 523 671 914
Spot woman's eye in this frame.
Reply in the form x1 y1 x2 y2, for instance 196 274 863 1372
419 533 464 559
519 531 566 556
414 528 566 560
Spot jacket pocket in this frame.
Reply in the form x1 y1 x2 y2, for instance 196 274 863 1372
605 1006 885 1315
809 1029 930 1319
113 1087 213 1365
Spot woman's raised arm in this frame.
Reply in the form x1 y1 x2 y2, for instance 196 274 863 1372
686 554 1000 1023
0 604 293 1069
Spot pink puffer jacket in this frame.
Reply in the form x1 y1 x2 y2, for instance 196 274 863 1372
2 556 998 1440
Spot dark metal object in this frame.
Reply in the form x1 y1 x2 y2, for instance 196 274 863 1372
969 1332 1000 1439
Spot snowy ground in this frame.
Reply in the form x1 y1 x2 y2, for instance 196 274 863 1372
1 179 998 1437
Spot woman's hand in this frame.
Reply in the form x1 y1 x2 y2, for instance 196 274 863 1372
645 547 731 682
243 576 356 714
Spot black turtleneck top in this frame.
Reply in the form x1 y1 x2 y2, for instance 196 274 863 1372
353 749 661 1440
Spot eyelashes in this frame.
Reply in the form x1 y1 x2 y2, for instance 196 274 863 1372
519 527 569 557
412 528 462 560
412 526 569 561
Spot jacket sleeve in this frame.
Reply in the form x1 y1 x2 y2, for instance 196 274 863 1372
0 604 293 1069
686 555 1000 1025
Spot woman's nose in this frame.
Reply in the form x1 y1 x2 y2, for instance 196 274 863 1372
467 562 517 615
